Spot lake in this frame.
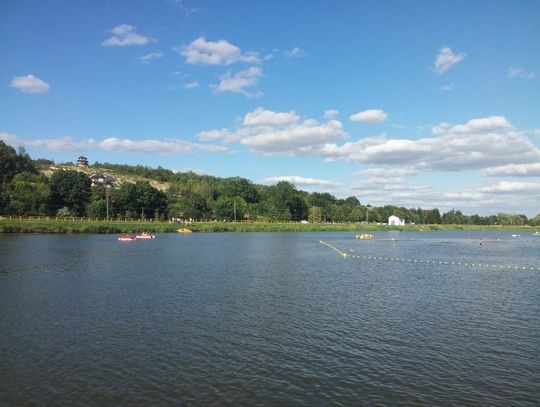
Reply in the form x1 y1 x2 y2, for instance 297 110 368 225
1 231 539 406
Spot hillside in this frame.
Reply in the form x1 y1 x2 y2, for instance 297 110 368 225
39 164 170 192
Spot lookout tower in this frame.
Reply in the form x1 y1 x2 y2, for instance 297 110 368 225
76 155 89 167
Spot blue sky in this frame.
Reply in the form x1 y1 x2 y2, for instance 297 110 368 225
1 0 539 215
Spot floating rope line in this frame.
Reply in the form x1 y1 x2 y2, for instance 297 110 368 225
319 240 347 258
319 241 540 271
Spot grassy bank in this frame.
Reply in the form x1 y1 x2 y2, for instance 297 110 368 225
0 217 536 234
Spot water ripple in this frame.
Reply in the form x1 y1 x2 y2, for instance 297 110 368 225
0 231 539 405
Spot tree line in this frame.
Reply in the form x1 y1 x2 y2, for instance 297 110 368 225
1 141 539 225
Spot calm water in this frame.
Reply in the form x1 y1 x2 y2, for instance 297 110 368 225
1 231 539 406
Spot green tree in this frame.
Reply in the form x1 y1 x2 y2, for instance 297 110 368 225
214 196 247 220
264 181 308 221
114 182 166 219
86 199 107 218
530 213 540 226
0 142 38 213
425 208 442 224
7 173 50 215
442 209 470 225
218 177 259 203
308 192 336 221
308 206 323 223
49 170 91 216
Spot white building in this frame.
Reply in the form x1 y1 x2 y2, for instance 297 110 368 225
388 215 405 226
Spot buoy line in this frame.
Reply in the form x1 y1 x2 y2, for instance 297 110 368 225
319 241 540 271
319 240 347 258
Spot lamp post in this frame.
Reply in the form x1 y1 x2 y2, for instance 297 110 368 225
105 186 110 221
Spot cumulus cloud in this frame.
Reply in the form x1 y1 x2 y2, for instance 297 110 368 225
479 181 540 194
324 109 339 119
1 132 95 151
98 137 229 154
178 37 259 65
507 66 536 80
431 116 511 135
350 109 388 124
303 116 540 173
284 47 306 58
0 132 228 155
355 167 419 183
347 178 540 216
241 119 343 153
102 24 155 47
0 132 25 146
198 108 346 154
244 107 299 126
211 67 263 97
349 132 538 172
11 74 50 94
140 52 164 63
262 176 338 188
173 168 211 176
198 128 237 143
482 163 540 177
433 47 465 74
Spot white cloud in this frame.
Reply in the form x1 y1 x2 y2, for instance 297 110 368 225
308 116 540 173
440 84 454 91
198 108 346 154
244 108 299 126
0 132 228 155
507 66 536 80
349 133 538 172
198 128 236 143
240 120 344 154
211 67 263 97
102 24 154 47
479 181 540 194
432 116 511 135
11 74 50 94
482 163 540 177
355 167 419 182
346 178 540 216
178 37 259 65
173 168 211 176
284 47 306 58
183 81 199 89
98 137 229 154
433 47 465 74
1 133 94 151
198 113 539 183
140 52 164 63
324 109 339 119
0 132 24 146
262 176 338 188
349 109 388 124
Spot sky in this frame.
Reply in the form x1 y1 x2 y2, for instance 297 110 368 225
1 0 539 216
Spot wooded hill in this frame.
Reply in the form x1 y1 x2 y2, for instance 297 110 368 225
1 141 539 226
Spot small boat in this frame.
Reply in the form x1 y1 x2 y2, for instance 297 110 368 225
136 232 155 239
533 232 540 236
177 228 193 234
511 234 520 238
118 234 136 241
356 233 374 240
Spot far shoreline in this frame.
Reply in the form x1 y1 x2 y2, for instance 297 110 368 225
1 217 537 234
